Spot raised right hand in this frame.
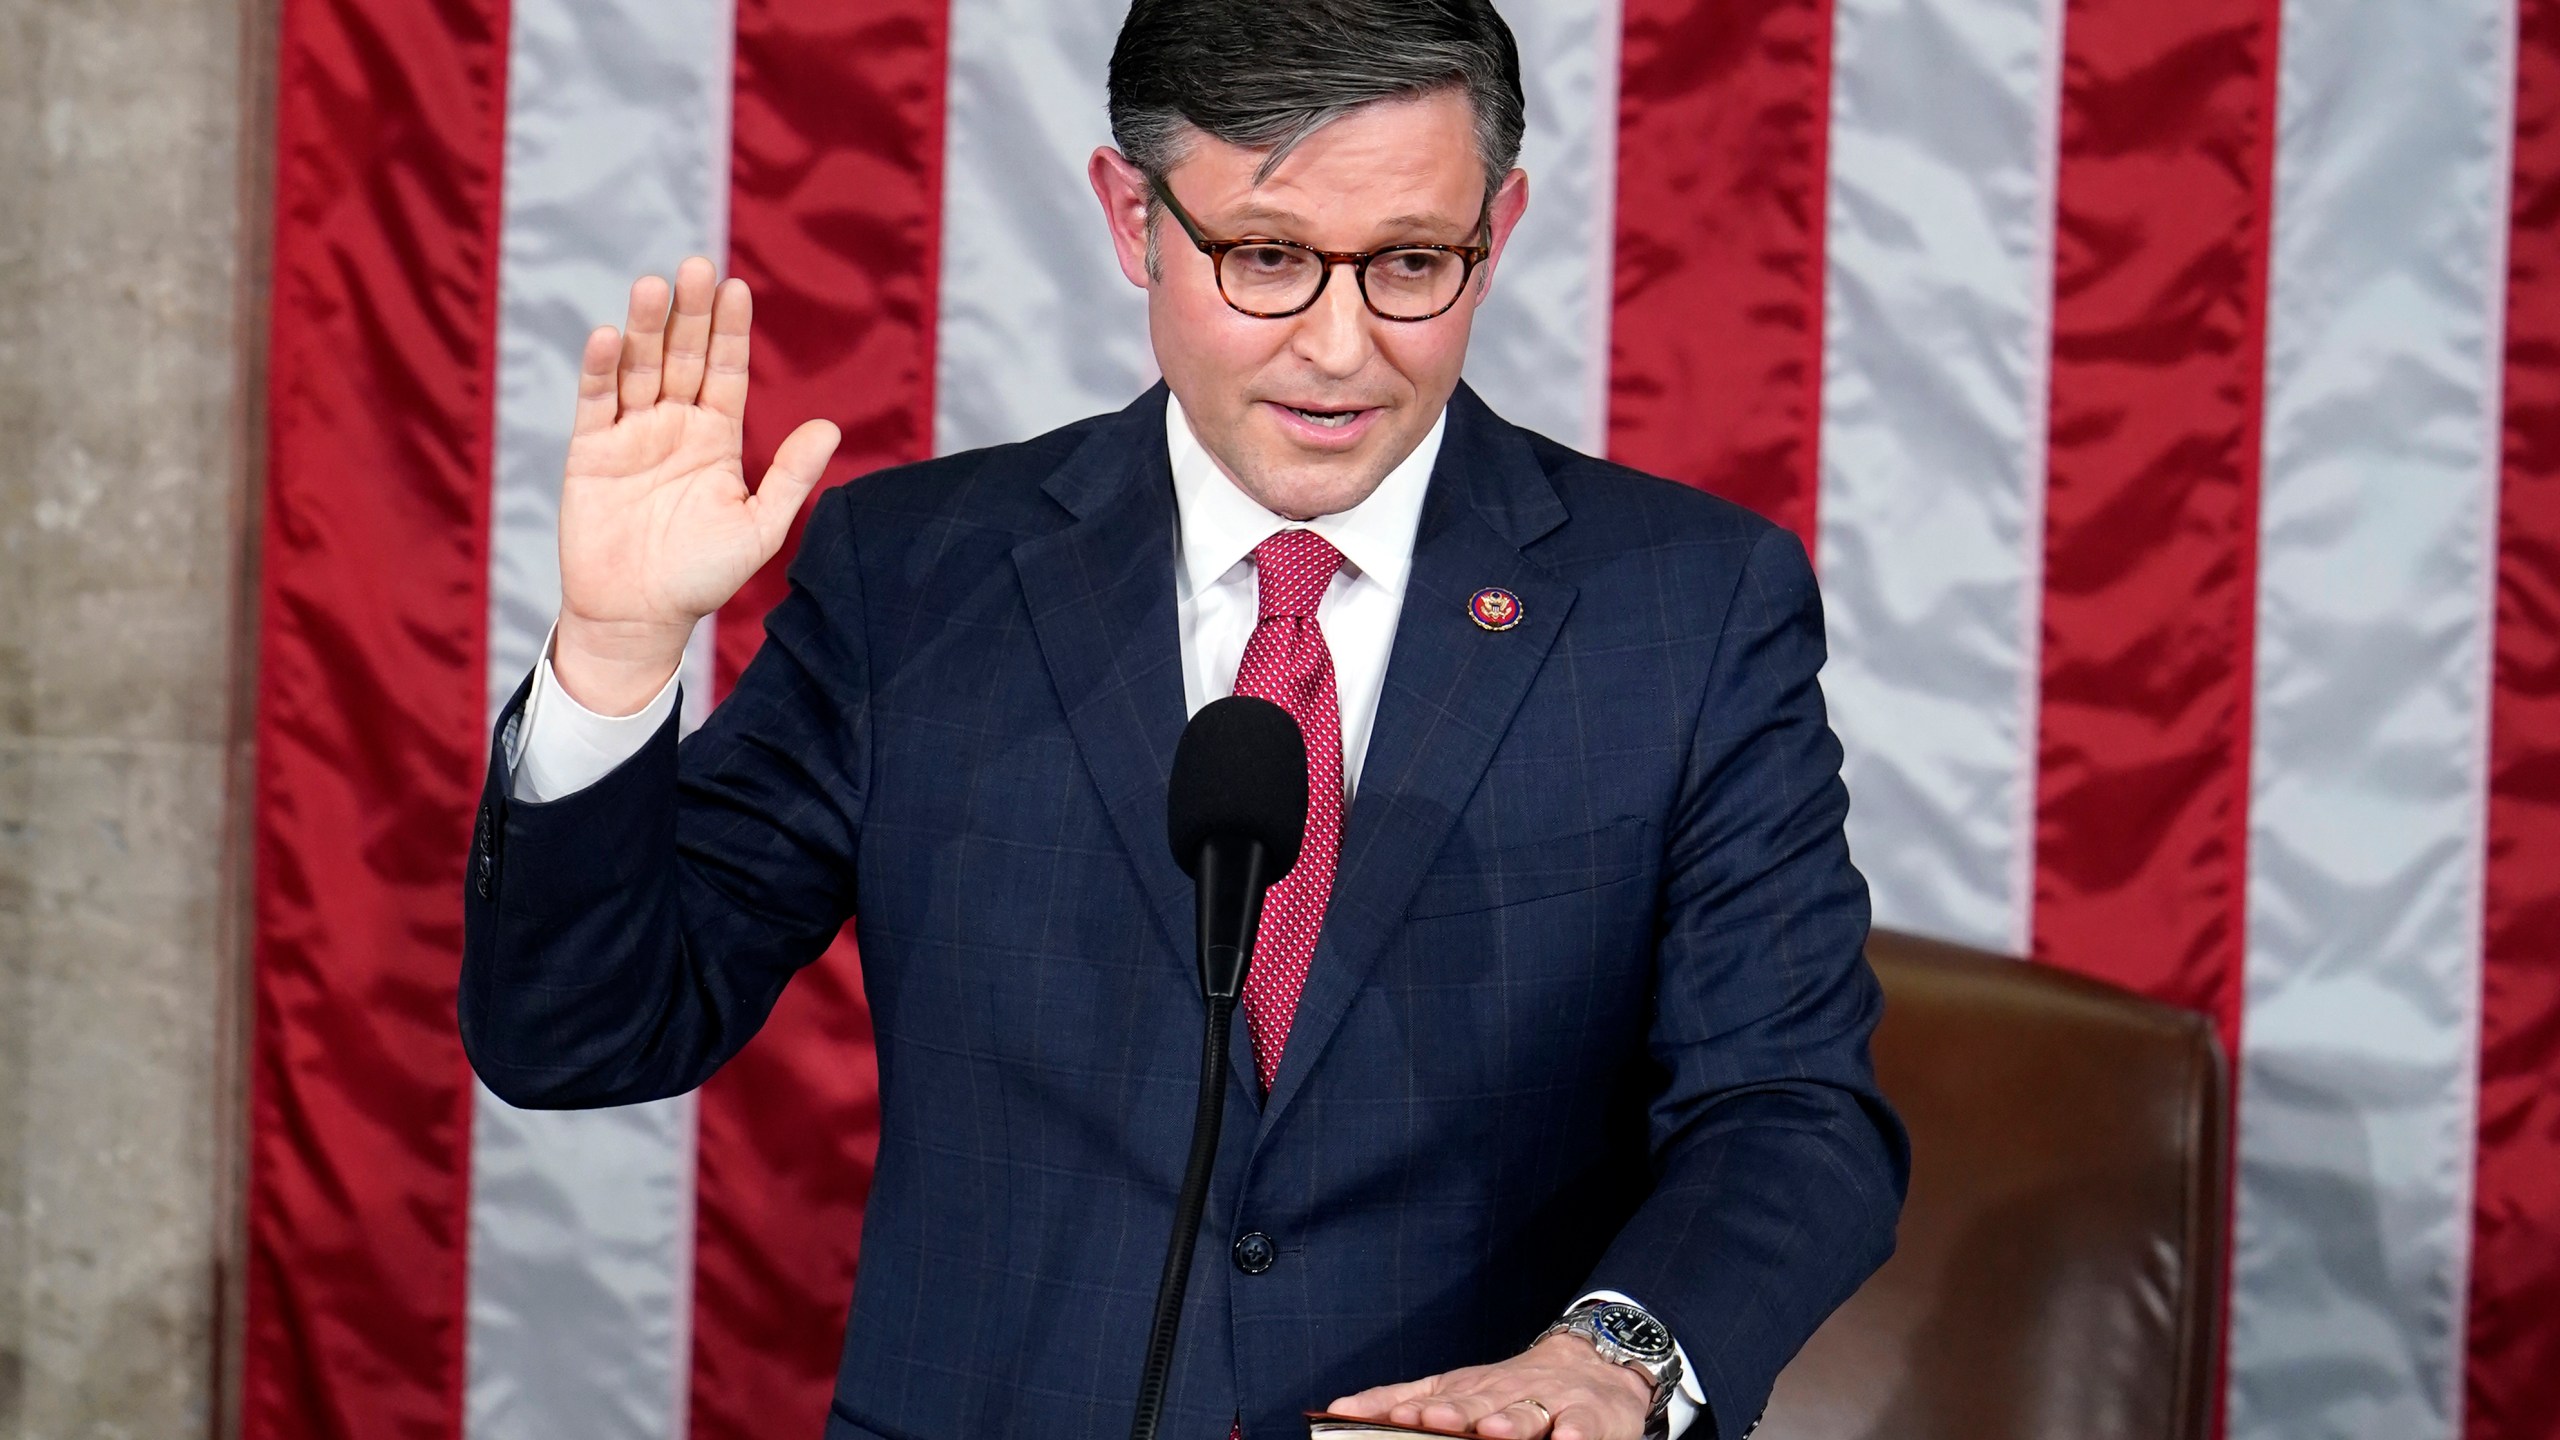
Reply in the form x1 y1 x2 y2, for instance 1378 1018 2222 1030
553 256 840 715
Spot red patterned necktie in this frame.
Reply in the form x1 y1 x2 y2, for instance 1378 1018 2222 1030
1228 529 1346 1093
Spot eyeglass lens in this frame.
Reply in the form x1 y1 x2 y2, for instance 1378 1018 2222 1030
1220 243 1468 319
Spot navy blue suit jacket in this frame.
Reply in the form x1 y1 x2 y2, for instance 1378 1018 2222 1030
460 384 1906 1440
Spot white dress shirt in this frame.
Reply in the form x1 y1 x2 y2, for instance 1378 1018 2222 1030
503 398 1706 1438
1164 391 1436 800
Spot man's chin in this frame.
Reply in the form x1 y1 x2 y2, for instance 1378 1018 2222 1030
1230 451 1396 522
1231 424 1420 518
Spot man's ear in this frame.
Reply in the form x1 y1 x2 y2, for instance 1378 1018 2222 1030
1089 147 1156 289
1467 168 1532 307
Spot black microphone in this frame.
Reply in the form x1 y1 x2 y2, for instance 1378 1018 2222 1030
1167 695 1309 1000
1130 696 1308 1440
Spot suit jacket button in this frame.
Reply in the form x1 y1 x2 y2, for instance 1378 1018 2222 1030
1232 1231 1276 1275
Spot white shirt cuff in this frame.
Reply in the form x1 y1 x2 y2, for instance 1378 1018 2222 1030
506 627 682 803
1573 1290 1707 1439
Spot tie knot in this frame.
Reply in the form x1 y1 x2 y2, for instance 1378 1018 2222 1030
1252 530 1344 619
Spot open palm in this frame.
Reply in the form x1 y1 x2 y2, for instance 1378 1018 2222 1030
553 258 838 711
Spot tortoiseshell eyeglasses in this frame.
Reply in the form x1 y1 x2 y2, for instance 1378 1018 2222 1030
1150 177 1493 322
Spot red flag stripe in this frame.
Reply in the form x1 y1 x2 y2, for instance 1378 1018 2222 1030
688 1 950 1434
244 0 513 1431
2031 2 2280 1050
2467 3 2560 1433
1605 0 1831 547
710 0 949 697
2031 5 2283 1432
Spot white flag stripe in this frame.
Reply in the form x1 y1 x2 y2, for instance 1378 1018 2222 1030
2230 1 2516 1436
1440 0 1621 452
1816 0 2066 955
935 0 1156 454
468 1 736 1435
933 0 1621 459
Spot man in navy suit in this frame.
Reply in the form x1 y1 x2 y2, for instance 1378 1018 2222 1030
460 2 1906 1437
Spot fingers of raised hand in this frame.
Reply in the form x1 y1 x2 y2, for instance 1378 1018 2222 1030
659 256 719 407
748 418 842 555
572 325 621 438
617 274 673 415
699 277 753 421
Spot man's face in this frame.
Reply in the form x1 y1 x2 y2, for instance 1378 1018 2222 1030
1091 90 1530 521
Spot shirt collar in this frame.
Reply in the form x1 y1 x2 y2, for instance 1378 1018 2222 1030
1165 391 1444 598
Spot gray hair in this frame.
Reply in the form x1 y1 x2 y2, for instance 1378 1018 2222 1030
1107 0 1526 271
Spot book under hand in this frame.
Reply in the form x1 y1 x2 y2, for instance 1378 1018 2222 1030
1304 1412 1504 1438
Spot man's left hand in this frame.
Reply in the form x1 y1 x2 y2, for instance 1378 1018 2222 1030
1325 1333 1654 1440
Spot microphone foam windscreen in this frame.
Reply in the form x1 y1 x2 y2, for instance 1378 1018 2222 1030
1166 695 1309 882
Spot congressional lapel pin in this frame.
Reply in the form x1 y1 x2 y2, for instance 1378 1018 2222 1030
1468 587 1522 632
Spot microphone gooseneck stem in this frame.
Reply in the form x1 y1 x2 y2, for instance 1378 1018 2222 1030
1128 989 1236 1440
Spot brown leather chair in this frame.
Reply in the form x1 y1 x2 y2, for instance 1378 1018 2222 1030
1756 932 2228 1440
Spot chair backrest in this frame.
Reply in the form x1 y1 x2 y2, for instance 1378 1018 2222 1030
1756 932 2228 1440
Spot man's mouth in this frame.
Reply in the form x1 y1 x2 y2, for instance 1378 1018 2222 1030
1262 399 1385 448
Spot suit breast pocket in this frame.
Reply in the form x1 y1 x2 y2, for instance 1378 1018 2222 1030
1403 817 1654 921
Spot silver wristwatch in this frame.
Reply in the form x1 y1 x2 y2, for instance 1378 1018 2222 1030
1536 1299 1684 1438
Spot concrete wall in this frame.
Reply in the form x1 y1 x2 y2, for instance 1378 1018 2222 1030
0 0 268 1432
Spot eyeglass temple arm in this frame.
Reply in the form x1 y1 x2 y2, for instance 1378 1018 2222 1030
1147 177 1218 252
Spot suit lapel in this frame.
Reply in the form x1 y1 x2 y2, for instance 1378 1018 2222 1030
1012 389 1244 1087
1258 386 1576 1128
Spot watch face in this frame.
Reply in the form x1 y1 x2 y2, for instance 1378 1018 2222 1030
1593 1303 1674 1363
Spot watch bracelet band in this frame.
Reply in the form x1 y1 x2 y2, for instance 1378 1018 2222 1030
1535 1300 1683 1438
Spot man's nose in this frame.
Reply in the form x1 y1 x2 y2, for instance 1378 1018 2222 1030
1287 263 1377 378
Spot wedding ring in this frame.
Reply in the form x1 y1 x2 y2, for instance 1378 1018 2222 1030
1519 1397 1554 1430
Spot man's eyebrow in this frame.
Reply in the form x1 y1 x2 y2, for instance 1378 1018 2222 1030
1220 202 1311 229
1216 203 1475 237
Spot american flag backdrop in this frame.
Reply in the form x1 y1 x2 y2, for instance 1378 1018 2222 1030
245 0 2559 1436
